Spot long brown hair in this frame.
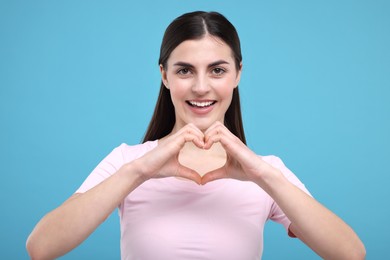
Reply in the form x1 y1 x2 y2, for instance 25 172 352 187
143 11 246 144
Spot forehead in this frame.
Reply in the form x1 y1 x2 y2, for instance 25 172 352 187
167 35 234 65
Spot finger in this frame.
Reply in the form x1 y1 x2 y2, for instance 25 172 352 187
185 123 205 136
181 133 205 148
180 123 205 139
164 130 203 153
205 126 253 169
203 121 224 137
204 123 236 150
203 123 222 149
176 164 202 184
201 167 226 185
175 124 205 148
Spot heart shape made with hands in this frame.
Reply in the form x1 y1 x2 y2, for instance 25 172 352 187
178 141 227 177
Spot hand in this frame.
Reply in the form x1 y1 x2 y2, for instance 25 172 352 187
133 124 204 184
201 121 280 186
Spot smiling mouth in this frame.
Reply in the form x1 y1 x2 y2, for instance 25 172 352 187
186 100 217 108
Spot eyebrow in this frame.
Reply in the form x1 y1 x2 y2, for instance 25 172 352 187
173 60 230 68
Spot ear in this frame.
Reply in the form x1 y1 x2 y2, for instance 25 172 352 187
234 62 243 88
160 64 169 89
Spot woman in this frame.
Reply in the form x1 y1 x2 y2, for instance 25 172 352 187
26 11 365 259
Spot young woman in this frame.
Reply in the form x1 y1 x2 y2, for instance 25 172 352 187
26 11 365 260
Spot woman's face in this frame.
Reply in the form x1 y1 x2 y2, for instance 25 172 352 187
161 35 242 133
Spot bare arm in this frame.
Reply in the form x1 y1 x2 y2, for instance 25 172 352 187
26 163 144 260
259 171 365 260
202 122 366 260
26 124 204 260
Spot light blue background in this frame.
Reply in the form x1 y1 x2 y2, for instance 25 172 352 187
1 0 389 259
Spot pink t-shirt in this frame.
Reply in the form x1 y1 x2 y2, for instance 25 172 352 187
76 141 310 259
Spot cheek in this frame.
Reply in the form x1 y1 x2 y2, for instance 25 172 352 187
169 89 182 104
168 79 193 96
168 85 188 105
214 79 236 97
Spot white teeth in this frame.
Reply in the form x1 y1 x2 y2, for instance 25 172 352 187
189 101 214 107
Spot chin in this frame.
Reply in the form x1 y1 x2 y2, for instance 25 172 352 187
192 120 217 132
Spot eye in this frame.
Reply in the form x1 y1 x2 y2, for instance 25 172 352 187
211 67 226 76
177 68 191 75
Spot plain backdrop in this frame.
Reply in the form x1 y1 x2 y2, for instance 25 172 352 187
1 0 389 259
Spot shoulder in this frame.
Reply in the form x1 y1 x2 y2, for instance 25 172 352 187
260 155 286 169
260 155 297 180
117 140 158 163
261 154 311 195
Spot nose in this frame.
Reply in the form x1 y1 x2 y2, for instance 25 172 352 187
191 74 210 95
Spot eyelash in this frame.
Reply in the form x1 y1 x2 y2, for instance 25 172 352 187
176 67 226 76
212 67 226 75
177 68 191 75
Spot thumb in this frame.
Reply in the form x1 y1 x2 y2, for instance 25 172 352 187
176 165 202 185
201 167 226 185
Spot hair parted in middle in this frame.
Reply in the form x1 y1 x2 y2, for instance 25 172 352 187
143 11 246 144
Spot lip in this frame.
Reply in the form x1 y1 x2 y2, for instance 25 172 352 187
186 100 217 115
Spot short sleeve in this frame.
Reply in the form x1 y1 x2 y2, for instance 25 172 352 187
75 144 127 193
75 141 158 194
263 156 312 237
